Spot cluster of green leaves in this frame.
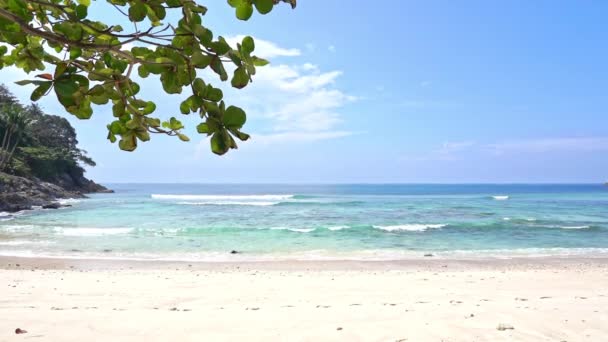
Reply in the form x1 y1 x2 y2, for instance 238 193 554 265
0 0 295 154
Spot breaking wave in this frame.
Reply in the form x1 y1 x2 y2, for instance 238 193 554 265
373 224 447 232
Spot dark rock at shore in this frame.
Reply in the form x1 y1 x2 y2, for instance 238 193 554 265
0 172 112 213
42 202 62 209
230 250 239 254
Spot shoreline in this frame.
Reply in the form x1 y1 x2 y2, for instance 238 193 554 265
3 254 608 271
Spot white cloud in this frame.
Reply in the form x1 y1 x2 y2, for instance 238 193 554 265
254 131 353 144
404 137 608 162
420 80 432 87
328 45 336 52
435 141 476 155
218 37 355 137
224 35 301 59
192 38 356 157
486 137 608 155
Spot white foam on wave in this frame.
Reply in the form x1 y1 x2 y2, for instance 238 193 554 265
529 223 592 230
177 201 278 206
270 227 316 233
373 224 447 232
560 225 591 230
57 198 81 205
0 240 51 246
152 194 294 201
492 195 509 200
327 225 350 231
58 227 134 237
0 224 36 232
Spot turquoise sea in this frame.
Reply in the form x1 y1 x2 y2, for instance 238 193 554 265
1 184 608 261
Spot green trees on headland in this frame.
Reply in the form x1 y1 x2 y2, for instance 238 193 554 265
0 85 95 182
0 101 32 170
0 0 296 155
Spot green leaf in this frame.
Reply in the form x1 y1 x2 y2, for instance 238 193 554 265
191 52 212 68
230 129 250 141
77 0 91 5
15 80 34 86
223 106 246 128
210 57 228 81
143 101 156 114
75 4 88 19
180 100 190 114
236 2 254 20
227 0 243 8
128 2 147 22
252 56 269 66
119 135 137 151
54 79 79 98
69 48 82 60
231 67 249 89
193 78 206 95
30 81 52 101
196 123 211 134
242 36 255 54
211 130 230 155
138 65 150 78
178 133 190 142
210 37 231 55
254 0 273 14
169 117 184 130
206 86 223 101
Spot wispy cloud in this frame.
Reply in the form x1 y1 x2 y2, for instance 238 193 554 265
194 36 356 154
404 136 608 162
255 131 353 144
225 35 301 59
486 137 608 155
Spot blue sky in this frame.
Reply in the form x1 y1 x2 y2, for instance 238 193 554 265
4 0 608 183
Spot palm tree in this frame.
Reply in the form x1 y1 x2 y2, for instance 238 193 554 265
0 104 34 171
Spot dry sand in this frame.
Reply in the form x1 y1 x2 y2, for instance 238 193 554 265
1 256 608 341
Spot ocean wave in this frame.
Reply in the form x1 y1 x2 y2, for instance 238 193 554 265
0 212 14 221
327 225 350 231
0 224 36 232
275 200 364 207
373 224 447 232
0 240 51 246
57 198 81 205
270 227 316 233
528 223 593 230
559 225 591 230
177 201 279 206
492 195 509 200
151 194 294 201
58 227 134 237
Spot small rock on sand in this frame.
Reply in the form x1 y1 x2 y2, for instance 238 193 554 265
497 323 515 331
230 250 239 254
424 253 434 257
15 328 27 334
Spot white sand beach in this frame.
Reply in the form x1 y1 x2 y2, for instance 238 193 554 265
1 257 607 341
